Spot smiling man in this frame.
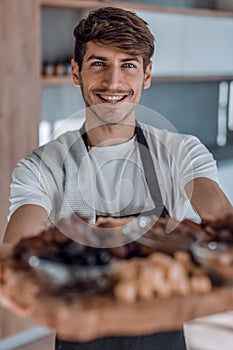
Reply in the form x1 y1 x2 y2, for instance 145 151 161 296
71 27 153 150
2 6 232 350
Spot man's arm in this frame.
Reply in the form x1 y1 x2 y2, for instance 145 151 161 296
185 177 233 220
0 205 48 316
3 204 49 243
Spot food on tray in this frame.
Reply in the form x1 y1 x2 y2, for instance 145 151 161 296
12 213 203 266
1 213 233 342
1 213 233 304
191 213 233 284
12 213 204 268
2 215 207 296
201 213 233 242
113 251 212 303
191 240 233 284
140 217 204 254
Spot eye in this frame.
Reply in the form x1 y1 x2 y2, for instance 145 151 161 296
123 63 136 68
91 61 104 67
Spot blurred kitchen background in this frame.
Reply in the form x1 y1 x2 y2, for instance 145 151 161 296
0 0 233 348
1 0 233 238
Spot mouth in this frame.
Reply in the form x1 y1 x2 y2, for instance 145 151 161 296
96 94 128 104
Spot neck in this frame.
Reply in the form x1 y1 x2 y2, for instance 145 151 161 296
85 122 136 147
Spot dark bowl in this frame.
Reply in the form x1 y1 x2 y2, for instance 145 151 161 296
28 254 119 297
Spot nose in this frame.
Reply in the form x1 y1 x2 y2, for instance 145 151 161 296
102 66 124 90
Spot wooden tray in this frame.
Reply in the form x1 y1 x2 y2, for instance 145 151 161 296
1 255 233 342
32 286 233 342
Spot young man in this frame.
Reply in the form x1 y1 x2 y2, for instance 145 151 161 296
2 6 232 350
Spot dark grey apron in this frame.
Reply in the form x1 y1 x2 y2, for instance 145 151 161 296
55 123 187 350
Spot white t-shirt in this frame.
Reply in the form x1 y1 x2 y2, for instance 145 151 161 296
88 136 155 217
9 124 218 221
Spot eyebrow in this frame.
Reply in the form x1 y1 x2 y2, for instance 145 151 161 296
86 55 140 63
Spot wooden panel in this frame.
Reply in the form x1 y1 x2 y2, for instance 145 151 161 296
0 0 41 240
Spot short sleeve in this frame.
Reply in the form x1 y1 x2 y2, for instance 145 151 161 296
8 158 52 220
179 135 219 186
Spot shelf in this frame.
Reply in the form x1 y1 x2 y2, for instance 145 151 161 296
41 75 73 86
40 0 233 18
40 2 233 83
41 75 233 86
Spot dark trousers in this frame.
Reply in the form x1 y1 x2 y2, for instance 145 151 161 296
55 330 187 350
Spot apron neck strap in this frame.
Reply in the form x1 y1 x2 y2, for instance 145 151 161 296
79 122 169 218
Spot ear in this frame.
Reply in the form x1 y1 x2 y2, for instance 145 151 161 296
71 58 81 86
143 61 152 90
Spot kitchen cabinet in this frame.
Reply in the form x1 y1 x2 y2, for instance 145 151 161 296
216 0 233 11
41 0 233 85
139 11 233 78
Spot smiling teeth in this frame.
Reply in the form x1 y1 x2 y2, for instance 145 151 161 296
100 95 125 103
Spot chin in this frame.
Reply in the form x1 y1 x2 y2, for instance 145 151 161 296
98 117 128 126
90 102 135 125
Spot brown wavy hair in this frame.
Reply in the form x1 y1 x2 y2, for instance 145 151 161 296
73 7 155 72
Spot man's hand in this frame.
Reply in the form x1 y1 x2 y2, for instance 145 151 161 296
0 243 39 317
0 242 109 341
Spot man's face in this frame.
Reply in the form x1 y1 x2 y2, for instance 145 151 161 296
72 42 152 125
